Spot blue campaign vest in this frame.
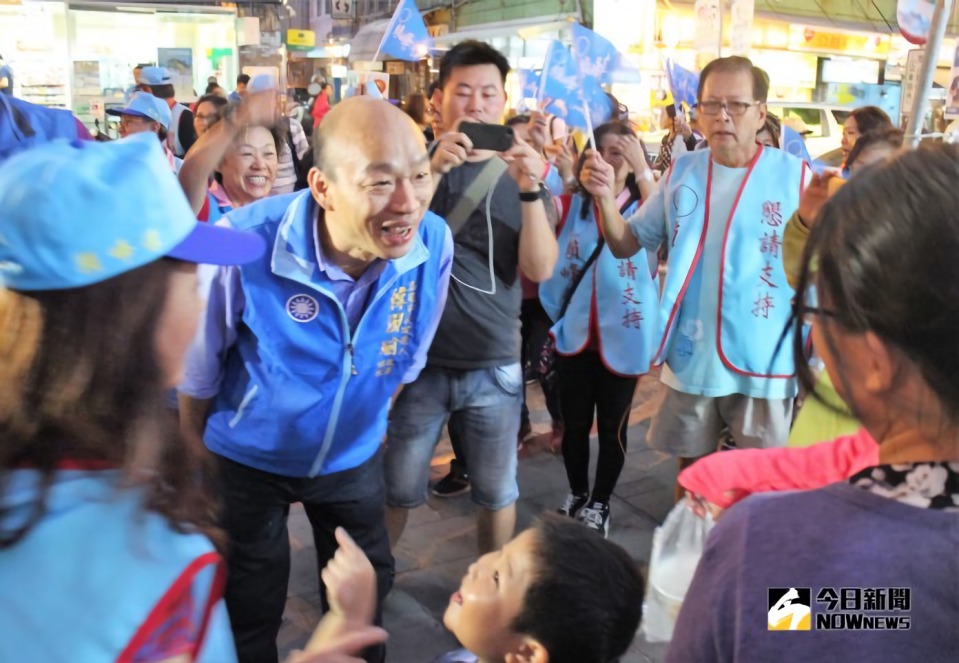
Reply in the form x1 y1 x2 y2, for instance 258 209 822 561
540 194 659 377
658 146 806 383
0 470 236 663
0 94 79 161
204 190 447 478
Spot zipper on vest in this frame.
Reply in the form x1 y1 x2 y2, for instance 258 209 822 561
348 343 357 375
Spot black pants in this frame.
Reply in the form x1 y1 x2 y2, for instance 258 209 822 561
216 451 394 663
521 297 562 427
556 351 638 503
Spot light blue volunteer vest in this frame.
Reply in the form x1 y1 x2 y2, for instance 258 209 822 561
657 146 806 387
0 469 236 663
204 190 446 478
540 194 659 377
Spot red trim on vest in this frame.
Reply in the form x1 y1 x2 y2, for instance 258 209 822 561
198 194 211 223
116 551 224 663
192 555 227 660
715 145 796 379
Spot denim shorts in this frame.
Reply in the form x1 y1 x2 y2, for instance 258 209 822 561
385 363 522 511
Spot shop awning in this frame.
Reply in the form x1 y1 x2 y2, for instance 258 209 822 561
430 14 579 47
349 12 581 61
349 17 393 62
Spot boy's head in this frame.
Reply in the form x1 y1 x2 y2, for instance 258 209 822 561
444 517 644 663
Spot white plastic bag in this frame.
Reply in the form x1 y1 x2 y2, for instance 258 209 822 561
640 502 714 642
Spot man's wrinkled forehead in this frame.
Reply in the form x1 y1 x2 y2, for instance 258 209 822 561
329 131 429 180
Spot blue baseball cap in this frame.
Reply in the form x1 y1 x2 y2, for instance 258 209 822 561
139 66 173 86
106 92 171 129
0 134 266 291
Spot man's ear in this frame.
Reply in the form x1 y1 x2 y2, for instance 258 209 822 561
308 166 334 212
504 637 549 663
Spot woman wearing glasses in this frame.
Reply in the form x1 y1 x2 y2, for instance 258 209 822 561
669 142 959 663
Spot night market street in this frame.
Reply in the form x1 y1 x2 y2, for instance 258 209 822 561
280 376 673 663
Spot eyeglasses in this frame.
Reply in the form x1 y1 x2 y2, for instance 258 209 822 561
794 303 838 326
697 100 762 116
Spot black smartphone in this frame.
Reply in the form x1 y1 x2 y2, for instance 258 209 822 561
460 122 515 152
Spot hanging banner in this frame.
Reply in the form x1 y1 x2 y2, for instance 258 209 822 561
897 0 935 45
901 48 924 123
729 0 755 56
945 44 959 119
694 0 722 69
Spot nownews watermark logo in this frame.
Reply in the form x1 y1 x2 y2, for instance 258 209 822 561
768 587 911 631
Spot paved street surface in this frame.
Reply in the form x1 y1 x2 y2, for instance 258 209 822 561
279 372 674 663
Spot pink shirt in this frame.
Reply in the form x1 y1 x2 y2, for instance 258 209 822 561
678 429 879 508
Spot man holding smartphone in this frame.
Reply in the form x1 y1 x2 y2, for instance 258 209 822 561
384 40 559 555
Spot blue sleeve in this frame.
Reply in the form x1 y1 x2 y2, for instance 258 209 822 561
400 225 453 384
178 261 245 400
627 181 669 252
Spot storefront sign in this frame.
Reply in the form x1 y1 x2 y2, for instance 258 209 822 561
286 29 315 52
72 60 100 97
944 43 959 118
693 0 721 68
790 27 890 57
901 47 924 119
729 0 754 56
158 48 193 101
386 61 405 75
331 0 353 20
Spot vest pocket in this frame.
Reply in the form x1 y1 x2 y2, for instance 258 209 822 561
229 385 259 428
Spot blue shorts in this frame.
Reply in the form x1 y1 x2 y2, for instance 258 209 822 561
385 363 522 511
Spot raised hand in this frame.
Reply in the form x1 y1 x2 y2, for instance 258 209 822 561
579 150 615 202
797 172 838 228
322 527 378 627
502 134 547 193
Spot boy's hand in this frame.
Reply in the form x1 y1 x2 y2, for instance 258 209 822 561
322 527 378 627
286 626 388 663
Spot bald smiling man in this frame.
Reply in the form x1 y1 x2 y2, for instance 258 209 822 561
178 97 454 663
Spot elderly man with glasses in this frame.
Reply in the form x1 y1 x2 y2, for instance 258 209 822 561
580 56 811 495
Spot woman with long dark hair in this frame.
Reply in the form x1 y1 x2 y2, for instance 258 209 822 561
0 136 388 663
540 122 659 536
0 135 266 661
669 143 959 661
841 105 893 162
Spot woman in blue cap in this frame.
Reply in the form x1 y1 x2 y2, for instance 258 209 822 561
0 135 385 663
107 91 181 171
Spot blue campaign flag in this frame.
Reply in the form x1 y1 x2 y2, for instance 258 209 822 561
571 23 620 86
518 69 541 99
782 125 813 164
377 0 433 61
538 40 579 103
547 77 614 131
665 60 700 109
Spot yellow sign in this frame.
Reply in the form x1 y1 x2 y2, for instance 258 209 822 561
285 29 315 49
790 26 890 56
